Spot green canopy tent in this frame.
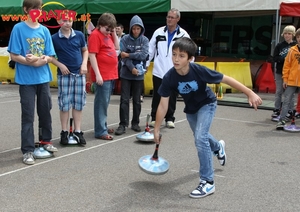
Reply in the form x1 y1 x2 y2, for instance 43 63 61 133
42 0 87 15
0 0 23 15
0 0 87 16
86 0 170 14
0 0 170 16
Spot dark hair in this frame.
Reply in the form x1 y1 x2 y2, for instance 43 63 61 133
172 37 197 59
23 0 42 15
96 13 117 29
117 23 124 29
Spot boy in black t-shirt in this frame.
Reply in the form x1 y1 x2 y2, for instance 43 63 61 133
153 37 262 199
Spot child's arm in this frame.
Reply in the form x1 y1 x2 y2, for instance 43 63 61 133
51 57 70 75
89 53 103 85
80 47 89 75
10 53 52 67
153 97 169 144
10 53 38 66
221 75 262 110
111 29 120 51
282 50 292 89
32 55 53 67
273 44 284 63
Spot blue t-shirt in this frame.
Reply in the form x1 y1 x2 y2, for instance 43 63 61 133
7 22 55 85
52 29 86 75
158 63 223 114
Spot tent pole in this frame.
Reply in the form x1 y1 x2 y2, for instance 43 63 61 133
275 9 279 46
277 16 282 45
210 12 215 57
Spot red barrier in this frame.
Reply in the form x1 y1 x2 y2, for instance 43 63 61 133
255 62 276 93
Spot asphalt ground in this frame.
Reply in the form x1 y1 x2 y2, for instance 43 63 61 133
0 84 300 212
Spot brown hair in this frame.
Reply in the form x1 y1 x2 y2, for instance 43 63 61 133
23 0 42 15
172 37 197 59
96 13 117 30
295 28 300 37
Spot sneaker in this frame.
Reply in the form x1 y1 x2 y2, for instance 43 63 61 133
295 112 300 119
189 180 215 198
140 95 144 103
284 110 293 122
131 124 141 132
149 121 155 128
74 131 86 146
23 152 35 165
271 109 280 118
115 125 126 135
166 121 175 129
43 144 58 152
271 115 280 122
60 130 68 145
215 140 226 166
276 120 286 130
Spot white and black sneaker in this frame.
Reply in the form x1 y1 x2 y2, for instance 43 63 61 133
271 109 280 118
284 110 293 122
189 180 215 198
74 131 86 146
23 152 35 165
276 120 286 130
215 140 226 166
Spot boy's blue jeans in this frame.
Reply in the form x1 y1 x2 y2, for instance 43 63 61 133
94 80 113 137
186 101 220 182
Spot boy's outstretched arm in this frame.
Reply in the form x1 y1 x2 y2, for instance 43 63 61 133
153 97 169 144
221 75 262 110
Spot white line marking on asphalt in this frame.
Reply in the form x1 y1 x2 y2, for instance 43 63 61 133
191 169 225 178
0 134 138 178
0 117 186 178
0 147 19 153
0 116 273 154
214 117 272 126
0 99 19 104
0 116 273 177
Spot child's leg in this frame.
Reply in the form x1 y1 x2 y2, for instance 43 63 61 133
131 80 143 125
73 74 86 131
119 78 132 127
274 73 283 110
58 75 71 131
186 101 218 182
288 93 296 112
280 86 297 120
19 85 36 154
94 81 112 137
36 83 52 141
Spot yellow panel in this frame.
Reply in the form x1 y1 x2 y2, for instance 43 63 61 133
195 62 215 70
195 62 216 92
216 62 252 93
144 62 153 96
49 63 57 87
0 56 15 83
